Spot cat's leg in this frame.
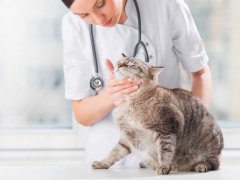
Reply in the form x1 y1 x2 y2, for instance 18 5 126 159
139 159 159 170
156 134 176 175
208 155 220 170
92 138 131 169
150 106 184 174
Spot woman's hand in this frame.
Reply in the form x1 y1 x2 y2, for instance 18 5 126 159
103 59 141 107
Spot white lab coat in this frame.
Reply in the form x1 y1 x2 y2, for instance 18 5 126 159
62 0 209 168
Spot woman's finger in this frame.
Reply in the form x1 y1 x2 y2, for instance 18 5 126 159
106 77 133 87
105 59 115 80
107 82 137 94
114 85 139 97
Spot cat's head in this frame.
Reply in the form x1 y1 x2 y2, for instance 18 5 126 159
115 57 164 83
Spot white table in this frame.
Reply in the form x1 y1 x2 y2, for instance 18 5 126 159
0 150 239 180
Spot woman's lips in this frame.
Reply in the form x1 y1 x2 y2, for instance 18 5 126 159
102 18 112 26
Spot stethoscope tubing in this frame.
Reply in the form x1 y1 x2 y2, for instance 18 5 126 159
132 0 149 62
89 0 150 91
89 24 99 75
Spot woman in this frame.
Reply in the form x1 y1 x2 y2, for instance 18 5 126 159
61 0 212 168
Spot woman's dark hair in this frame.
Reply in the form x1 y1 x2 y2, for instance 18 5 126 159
61 0 75 8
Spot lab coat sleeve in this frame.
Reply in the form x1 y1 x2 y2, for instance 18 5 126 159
168 0 209 72
62 13 95 100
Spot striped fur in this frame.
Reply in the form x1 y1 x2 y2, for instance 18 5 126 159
92 57 224 174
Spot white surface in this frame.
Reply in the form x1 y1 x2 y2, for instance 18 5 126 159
0 150 239 180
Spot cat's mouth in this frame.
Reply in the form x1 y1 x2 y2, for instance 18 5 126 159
114 66 131 79
114 67 125 76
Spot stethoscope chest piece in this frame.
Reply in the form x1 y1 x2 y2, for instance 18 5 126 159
90 75 104 91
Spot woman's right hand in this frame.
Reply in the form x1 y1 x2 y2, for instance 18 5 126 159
103 59 141 107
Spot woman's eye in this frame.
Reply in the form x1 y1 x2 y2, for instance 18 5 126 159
96 0 105 8
81 14 88 18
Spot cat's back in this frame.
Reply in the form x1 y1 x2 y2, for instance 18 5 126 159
171 88 192 100
152 86 193 108
169 88 208 118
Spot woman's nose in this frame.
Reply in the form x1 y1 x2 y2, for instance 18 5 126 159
92 13 105 25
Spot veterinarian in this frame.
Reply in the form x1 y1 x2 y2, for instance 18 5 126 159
61 0 212 168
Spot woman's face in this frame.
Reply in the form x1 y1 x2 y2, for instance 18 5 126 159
70 0 127 27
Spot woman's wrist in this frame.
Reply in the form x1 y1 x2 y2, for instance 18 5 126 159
99 90 115 109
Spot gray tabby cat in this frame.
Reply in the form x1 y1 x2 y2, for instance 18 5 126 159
92 57 224 174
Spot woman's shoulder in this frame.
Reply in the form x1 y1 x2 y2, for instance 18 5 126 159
139 0 181 6
140 0 185 9
138 0 183 16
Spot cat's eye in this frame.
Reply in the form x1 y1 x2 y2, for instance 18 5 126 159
128 60 135 65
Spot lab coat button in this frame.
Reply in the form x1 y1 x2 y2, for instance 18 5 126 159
145 42 149 46
149 55 153 59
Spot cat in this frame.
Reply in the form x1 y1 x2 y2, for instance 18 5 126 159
92 57 224 175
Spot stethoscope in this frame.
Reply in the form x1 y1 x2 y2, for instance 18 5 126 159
89 0 150 92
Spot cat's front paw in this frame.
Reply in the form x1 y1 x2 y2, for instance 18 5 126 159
92 161 110 169
157 165 171 175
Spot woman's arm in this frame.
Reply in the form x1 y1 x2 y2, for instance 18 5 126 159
191 65 212 108
72 83 139 126
72 92 115 127
168 0 212 108
72 59 140 127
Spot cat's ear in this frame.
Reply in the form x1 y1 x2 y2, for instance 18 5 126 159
149 66 164 77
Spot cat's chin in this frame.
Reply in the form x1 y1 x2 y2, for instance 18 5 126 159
115 71 128 80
